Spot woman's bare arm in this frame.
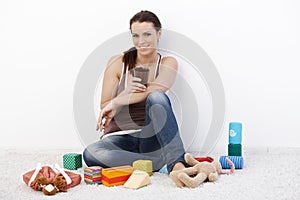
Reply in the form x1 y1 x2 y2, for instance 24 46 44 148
100 55 123 109
112 56 178 106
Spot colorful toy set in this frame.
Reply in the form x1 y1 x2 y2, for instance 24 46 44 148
36 153 150 189
23 152 153 194
84 166 102 184
24 122 246 192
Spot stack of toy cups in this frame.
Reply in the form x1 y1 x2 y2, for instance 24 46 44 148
228 122 242 156
220 122 244 169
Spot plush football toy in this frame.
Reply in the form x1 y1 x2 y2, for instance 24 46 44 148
170 153 235 188
35 176 67 195
23 164 81 195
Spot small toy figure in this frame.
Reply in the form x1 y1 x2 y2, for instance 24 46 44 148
170 153 235 188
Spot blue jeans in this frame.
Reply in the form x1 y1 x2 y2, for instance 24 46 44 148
83 90 186 173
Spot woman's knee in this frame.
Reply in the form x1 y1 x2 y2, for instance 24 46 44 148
83 144 106 167
83 146 95 166
146 90 170 106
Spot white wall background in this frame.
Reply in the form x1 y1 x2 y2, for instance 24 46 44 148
1 0 299 152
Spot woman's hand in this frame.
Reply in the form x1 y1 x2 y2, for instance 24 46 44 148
124 74 146 94
96 102 115 132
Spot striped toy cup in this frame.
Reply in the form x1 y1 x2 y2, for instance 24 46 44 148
229 122 242 144
219 156 244 169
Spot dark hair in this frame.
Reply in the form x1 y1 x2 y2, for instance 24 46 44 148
123 10 162 70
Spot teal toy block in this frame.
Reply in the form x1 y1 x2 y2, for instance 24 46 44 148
228 144 242 156
63 153 82 170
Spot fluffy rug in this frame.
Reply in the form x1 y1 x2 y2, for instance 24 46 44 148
0 147 299 200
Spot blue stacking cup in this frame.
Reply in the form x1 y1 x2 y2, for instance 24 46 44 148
219 156 244 169
229 122 242 144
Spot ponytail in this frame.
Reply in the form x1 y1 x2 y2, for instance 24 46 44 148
122 47 137 71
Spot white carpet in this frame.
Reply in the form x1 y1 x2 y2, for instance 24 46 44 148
0 147 299 200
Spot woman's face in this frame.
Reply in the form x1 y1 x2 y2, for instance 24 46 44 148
131 21 161 55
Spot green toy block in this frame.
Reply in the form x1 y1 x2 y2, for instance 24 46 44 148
63 153 82 170
228 144 242 156
133 160 153 176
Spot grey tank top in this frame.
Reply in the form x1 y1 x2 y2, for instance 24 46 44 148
104 53 162 135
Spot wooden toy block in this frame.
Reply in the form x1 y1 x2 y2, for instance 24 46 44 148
102 165 134 186
84 166 102 184
132 160 153 176
124 170 150 189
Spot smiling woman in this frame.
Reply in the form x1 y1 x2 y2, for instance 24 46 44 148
131 22 160 54
83 10 188 173
123 11 162 71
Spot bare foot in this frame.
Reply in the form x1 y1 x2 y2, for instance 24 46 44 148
171 162 185 172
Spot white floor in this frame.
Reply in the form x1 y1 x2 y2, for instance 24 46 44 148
0 147 299 200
